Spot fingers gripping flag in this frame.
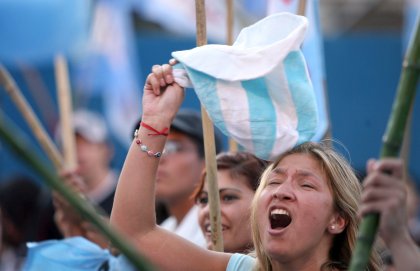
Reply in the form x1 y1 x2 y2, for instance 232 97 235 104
172 13 318 161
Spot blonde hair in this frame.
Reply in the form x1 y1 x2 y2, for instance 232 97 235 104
250 142 380 271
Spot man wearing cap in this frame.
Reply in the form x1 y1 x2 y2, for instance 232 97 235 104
40 110 118 240
71 110 117 214
153 109 223 247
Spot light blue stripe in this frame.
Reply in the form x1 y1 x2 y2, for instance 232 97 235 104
241 78 276 159
182 66 229 136
283 51 318 145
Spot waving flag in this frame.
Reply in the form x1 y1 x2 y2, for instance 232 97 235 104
172 13 318 160
74 0 141 147
268 0 329 142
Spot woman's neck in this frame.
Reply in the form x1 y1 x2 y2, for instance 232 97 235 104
270 246 330 271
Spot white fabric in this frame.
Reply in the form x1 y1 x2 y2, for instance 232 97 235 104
160 205 206 248
173 13 307 81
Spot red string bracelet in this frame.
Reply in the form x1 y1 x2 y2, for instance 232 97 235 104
140 122 169 136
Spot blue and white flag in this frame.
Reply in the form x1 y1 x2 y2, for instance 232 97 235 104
172 13 318 160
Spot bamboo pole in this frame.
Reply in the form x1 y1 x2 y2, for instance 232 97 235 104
0 110 154 271
195 0 224 252
401 105 413 182
54 54 78 169
0 65 63 169
348 18 420 271
297 0 307 16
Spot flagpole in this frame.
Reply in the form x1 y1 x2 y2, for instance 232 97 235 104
226 0 238 152
0 65 63 169
55 54 78 170
297 0 307 16
348 17 420 271
226 0 234 46
195 0 224 252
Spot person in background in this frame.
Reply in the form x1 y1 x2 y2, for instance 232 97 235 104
195 152 268 253
71 110 117 213
51 109 224 248
0 176 44 271
406 176 420 245
40 109 117 240
360 158 420 271
109 63 381 270
141 109 224 247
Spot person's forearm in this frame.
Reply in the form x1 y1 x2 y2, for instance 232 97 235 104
388 230 420 271
110 120 169 237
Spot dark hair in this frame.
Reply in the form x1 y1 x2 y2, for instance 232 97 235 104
193 151 269 200
0 176 43 246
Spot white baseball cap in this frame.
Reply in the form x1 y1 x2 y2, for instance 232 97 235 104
72 110 108 144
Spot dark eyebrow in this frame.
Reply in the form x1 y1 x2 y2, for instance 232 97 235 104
201 188 242 194
219 188 242 194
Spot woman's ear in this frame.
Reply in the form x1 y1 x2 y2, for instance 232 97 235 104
328 213 347 234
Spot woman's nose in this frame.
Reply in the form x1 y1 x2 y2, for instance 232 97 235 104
272 181 296 201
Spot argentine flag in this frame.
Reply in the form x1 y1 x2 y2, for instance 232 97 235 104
172 13 318 161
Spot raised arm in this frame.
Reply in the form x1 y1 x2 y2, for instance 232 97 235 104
110 64 230 270
360 158 420 271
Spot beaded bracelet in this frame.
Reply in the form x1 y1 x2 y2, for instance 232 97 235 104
133 129 163 158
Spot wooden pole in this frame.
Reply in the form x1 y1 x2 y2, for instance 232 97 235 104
226 0 234 46
195 0 224 252
348 18 420 271
297 0 307 16
54 54 78 170
0 65 63 169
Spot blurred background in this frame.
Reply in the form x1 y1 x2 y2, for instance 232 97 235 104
0 0 418 186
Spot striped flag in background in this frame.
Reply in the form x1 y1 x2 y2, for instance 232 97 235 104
172 13 318 161
268 0 329 142
74 1 141 147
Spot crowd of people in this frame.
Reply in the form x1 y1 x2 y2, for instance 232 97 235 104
0 60 420 270
1 64 420 270
110 63 420 270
